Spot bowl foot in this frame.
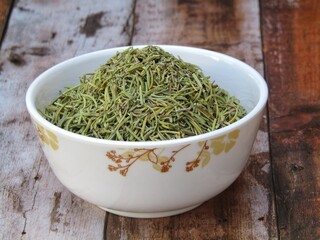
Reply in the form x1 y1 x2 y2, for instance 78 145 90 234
98 203 203 218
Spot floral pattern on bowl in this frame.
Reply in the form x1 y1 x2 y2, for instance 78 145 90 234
34 122 59 150
107 129 240 176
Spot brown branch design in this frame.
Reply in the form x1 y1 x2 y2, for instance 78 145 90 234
107 145 190 176
107 148 157 176
159 144 190 172
106 129 240 176
186 141 209 172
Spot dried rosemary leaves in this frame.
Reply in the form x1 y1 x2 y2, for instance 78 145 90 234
42 46 246 141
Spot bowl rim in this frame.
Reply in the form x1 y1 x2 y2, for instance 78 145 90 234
26 45 268 147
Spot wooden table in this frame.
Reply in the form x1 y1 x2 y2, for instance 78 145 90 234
0 0 319 239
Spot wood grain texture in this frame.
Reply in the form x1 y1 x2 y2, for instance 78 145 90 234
261 0 320 238
105 0 277 239
0 0 135 239
133 0 263 73
7 0 320 239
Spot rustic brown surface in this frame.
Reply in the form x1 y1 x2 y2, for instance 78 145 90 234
1 0 319 239
0 0 12 43
261 0 320 239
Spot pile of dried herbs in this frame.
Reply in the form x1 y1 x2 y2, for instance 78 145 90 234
42 46 246 141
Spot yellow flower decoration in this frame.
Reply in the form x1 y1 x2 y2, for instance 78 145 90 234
34 123 59 150
210 129 240 155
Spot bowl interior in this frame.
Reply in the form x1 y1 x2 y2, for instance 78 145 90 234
27 45 267 144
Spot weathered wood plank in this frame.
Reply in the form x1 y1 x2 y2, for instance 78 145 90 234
261 0 320 238
105 0 277 239
0 0 13 44
0 0 135 239
133 0 263 72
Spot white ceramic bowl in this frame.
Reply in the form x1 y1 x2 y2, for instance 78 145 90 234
26 45 268 218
